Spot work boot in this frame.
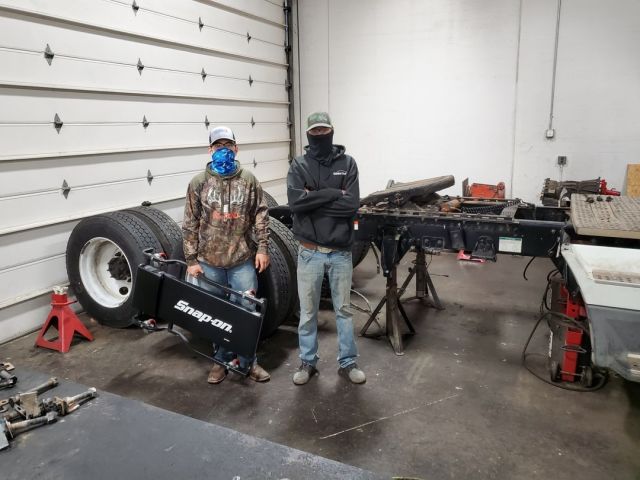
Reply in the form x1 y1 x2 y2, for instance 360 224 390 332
339 363 366 384
293 363 318 385
249 364 271 382
207 363 227 384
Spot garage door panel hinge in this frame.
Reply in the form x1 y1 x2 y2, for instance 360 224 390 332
137 58 144 74
248 75 253 86
147 170 154 185
201 68 207 81
132 1 139 14
61 180 71 199
246 32 252 43
198 17 204 31
142 115 149 129
204 115 210 128
44 44 55 65
250 116 255 128
53 113 63 133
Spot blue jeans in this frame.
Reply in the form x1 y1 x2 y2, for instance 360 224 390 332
197 259 258 369
297 246 358 368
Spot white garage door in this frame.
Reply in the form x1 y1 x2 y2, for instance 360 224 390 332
0 0 292 342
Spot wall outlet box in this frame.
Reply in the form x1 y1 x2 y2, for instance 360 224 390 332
557 155 567 166
545 128 555 139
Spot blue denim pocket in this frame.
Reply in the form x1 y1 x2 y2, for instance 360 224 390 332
298 246 315 262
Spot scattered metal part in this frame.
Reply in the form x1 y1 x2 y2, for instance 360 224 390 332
0 375 96 449
43 388 97 416
13 391 39 419
0 363 17 390
1 412 58 450
0 377 58 420
2 377 58 415
541 177 602 206
460 198 522 216
361 176 455 208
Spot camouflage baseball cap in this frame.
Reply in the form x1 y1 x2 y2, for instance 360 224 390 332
209 126 236 145
306 112 333 132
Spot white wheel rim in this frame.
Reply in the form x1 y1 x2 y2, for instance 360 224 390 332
79 237 132 308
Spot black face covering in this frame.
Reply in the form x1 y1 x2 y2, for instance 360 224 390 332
306 131 334 164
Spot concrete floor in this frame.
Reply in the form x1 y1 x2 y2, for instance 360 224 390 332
3 252 640 479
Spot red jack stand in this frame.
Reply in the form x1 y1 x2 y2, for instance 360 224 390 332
35 286 93 353
457 250 485 263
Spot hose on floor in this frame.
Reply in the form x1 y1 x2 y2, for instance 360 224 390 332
521 270 608 392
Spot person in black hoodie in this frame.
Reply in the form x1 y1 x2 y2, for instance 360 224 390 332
287 112 365 385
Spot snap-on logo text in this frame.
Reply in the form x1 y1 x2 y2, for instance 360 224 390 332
174 300 232 333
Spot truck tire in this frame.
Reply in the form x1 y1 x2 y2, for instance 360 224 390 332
66 211 162 328
258 235 292 338
262 190 279 209
351 240 370 268
123 206 182 256
268 216 300 320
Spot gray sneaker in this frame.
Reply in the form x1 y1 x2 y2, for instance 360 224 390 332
293 363 318 385
339 363 366 384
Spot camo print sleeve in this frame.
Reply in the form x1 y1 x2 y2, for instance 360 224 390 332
182 177 203 266
254 183 269 255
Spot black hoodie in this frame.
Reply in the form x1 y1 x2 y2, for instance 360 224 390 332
287 141 360 249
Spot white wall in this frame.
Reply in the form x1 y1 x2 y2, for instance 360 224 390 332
513 0 640 201
0 0 291 343
296 0 640 201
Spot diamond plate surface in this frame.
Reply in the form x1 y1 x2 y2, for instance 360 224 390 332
571 194 640 239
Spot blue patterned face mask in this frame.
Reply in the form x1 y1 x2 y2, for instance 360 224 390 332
209 147 237 176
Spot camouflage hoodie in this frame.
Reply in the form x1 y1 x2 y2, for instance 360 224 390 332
183 162 269 268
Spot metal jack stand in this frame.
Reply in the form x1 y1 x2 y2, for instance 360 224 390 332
360 249 443 355
402 249 444 308
35 287 93 353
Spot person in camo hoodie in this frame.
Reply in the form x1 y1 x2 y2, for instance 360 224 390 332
182 125 271 385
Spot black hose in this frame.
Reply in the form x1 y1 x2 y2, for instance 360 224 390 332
522 256 535 281
521 272 608 392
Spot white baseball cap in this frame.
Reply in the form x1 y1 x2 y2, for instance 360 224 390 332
209 126 236 145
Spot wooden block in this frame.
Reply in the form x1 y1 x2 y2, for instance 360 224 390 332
626 164 640 198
